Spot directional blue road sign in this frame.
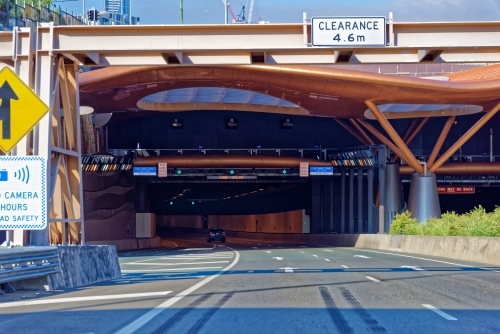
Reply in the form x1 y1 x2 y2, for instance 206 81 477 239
310 166 334 175
133 167 157 176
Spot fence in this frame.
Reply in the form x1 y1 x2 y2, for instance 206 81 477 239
0 0 83 30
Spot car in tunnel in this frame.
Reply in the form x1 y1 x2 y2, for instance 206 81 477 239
207 228 226 243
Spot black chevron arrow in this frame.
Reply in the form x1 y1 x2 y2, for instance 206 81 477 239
0 81 18 140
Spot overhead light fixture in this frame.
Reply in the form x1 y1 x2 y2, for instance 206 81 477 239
171 118 183 129
226 118 238 129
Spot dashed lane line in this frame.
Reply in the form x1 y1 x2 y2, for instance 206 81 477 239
325 259 331 262
423 304 457 320
341 265 349 268
365 276 381 283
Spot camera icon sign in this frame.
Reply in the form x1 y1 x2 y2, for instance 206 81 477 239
0 169 8 182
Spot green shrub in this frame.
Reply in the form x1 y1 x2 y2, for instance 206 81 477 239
389 211 419 235
390 205 500 237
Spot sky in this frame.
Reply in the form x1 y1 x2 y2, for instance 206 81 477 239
53 0 500 25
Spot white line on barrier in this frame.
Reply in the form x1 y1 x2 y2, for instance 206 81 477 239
123 261 230 266
121 266 222 272
114 249 240 334
0 291 172 308
366 276 380 282
423 304 457 320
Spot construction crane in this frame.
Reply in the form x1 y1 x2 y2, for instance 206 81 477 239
221 0 251 24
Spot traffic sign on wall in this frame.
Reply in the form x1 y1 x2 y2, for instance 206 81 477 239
0 67 50 154
0 156 47 230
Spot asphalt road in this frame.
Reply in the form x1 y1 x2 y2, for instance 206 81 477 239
0 234 499 334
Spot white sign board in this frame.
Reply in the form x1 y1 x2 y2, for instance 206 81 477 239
300 162 309 177
312 17 386 47
0 156 46 230
158 162 167 178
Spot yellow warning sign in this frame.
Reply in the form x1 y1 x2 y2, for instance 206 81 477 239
0 67 49 153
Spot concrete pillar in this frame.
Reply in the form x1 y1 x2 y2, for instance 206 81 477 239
408 173 441 222
341 169 346 234
330 178 334 232
378 166 386 233
357 168 363 233
135 178 149 213
367 169 374 233
349 170 354 234
385 162 405 232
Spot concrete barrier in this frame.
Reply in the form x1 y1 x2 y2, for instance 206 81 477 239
224 231 500 266
12 245 121 291
86 237 162 252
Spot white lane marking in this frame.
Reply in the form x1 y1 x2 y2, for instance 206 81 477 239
401 265 424 271
266 251 272 253
0 291 172 308
366 276 380 282
114 249 240 334
354 255 370 259
343 248 476 268
325 259 331 262
280 267 296 273
341 265 349 268
122 261 230 266
252 247 258 249
300 251 305 254
178 248 212 251
313 255 318 257
273 257 284 261
323 250 334 252
423 304 457 320
121 267 222 272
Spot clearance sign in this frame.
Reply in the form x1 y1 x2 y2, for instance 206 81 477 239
437 186 475 194
311 17 386 47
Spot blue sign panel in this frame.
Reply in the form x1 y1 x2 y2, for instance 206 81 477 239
133 167 157 176
310 166 334 175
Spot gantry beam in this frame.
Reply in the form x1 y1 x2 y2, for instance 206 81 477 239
25 20 500 66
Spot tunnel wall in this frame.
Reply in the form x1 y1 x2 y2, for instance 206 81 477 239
208 210 304 233
157 215 204 229
83 171 136 241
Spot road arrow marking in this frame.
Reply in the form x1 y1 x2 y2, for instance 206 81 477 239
401 266 424 271
354 255 370 259
273 257 284 260
280 267 296 273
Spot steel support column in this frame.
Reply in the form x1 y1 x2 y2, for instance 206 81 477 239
334 118 370 146
341 169 346 234
357 168 363 233
378 148 387 233
349 171 354 234
330 178 334 232
366 101 424 174
357 119 405 163
427 116 456 168
367 169 374 233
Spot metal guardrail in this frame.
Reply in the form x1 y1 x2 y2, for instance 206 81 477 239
0 247 59 289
